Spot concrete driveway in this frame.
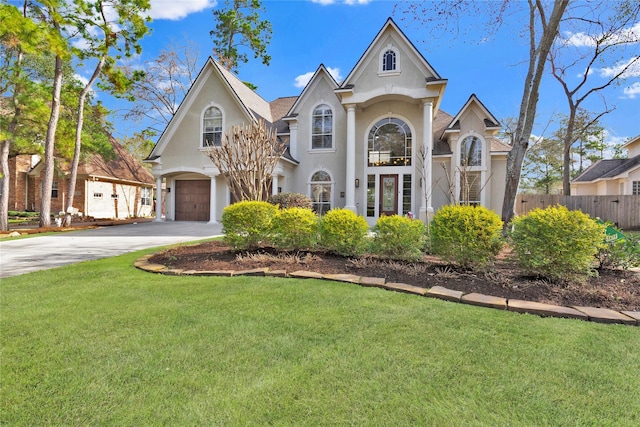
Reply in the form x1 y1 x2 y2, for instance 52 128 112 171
0 221 223 279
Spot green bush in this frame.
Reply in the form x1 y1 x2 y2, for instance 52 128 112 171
269 193 313 210
271 207 319 251
371 215 427 261
510 205 606 283
430 205 503 268
221 201 277 250
319 209 370 257
597 228 640 270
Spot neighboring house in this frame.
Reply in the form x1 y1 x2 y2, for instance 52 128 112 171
147 18 510 225
4 136 155 219
571 135 640 196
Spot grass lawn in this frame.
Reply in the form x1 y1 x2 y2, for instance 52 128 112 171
2 248 639 426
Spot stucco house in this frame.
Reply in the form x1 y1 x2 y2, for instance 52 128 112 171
147 18 510 225
4 136 155 219
571 135 640 196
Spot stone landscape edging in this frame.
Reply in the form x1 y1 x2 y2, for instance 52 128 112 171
134 254 640 326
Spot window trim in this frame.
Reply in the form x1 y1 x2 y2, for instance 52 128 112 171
308 169 334 215
141 187 152 206
633 181 640 196
378 44 401 75
367 116 413 168
51 180 59 199
310 103 335 152
456 134 487 206
200 104 225 149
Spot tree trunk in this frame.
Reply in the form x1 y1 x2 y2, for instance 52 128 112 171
39 54 64 228
63 56 106 226
502 0 568 227
0 140 10 231
562 108 576 195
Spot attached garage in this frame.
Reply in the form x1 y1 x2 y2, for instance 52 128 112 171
174 180 211 221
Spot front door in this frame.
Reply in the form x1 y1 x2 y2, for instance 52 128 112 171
379 174 398 216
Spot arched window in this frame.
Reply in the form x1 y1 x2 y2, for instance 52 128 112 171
460 136 482 167
382 49 396 72
459 136 483 206
368 118 412 167
311 104 333 150
203 106 222 147
310 171 332 214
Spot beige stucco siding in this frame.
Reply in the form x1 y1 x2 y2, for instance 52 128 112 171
159 68 253 174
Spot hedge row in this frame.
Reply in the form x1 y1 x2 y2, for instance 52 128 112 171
222 201 629 283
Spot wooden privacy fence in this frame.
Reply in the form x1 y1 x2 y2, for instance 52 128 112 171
515 195 640 230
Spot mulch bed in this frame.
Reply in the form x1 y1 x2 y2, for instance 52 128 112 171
149 240 640 312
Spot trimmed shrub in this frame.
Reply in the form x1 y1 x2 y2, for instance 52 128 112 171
221 200 277 250
269 193 313 210
430 205 503 268
271 207 319 251
371 215 427 261
510 205 606 283
319 208 370 257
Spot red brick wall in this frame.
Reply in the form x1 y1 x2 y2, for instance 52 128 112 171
7 155 33 211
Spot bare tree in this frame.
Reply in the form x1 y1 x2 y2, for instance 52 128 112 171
206 120 285 202
398 0 569 227
549 2 640 194
125 40 200 133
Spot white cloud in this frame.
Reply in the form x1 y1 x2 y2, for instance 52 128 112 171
564 21 640 48
293 67 342 88
294 72 315 88
599 56 640 78
311 0 370 5
148 0 217 21
623 82 640 99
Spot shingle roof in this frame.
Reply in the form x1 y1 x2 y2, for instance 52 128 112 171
573 154 640 182
76 136 155 185
213 61 273 122
433 110 454 155
270 96 297 134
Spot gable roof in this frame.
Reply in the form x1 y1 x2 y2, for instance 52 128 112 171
149 58 274 159
213 59 273 122
285 64 339 118
442 93 501 138
340 18 442 87
573 154 640 182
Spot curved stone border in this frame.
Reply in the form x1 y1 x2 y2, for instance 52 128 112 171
134 254 639 326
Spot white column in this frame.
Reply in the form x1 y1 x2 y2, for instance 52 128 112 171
154 176 163 222
208 175 218 224
420 100 433 223
345 105 356 212
289 121 298 160
272 174 279 196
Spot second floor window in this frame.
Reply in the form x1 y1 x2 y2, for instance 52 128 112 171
312 104 333 150
382 49 396 71
460 136 482 167
203 106 222 147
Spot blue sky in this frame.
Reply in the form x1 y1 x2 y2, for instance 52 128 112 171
99 0 639 151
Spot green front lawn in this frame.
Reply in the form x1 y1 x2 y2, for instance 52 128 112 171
2 249 639 426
